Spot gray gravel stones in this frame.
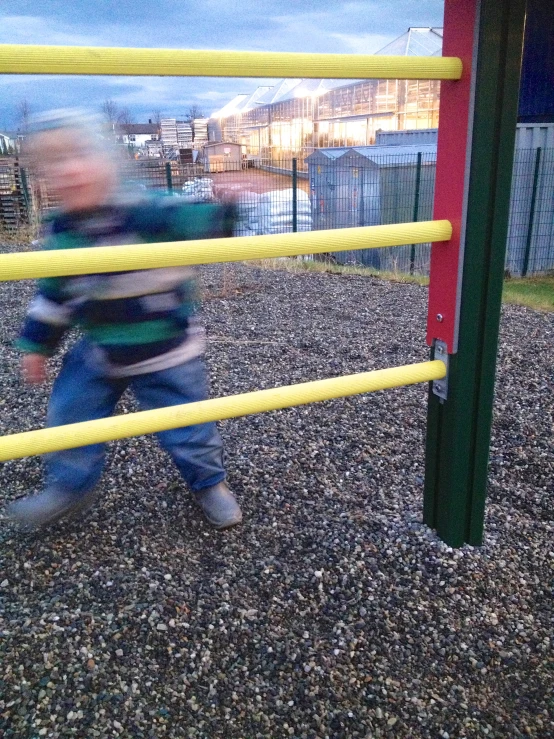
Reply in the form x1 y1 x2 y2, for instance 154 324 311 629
0 257 552 738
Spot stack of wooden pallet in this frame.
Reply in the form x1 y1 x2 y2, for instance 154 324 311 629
0 158 30 231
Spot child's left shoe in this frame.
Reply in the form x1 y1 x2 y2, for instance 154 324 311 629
193 482 242 529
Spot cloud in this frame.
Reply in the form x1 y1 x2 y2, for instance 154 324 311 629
1 1 444 127
329 33 394 55
1 15 103 46
195 91 241 102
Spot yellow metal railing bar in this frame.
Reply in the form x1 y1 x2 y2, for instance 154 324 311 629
0 361 446 461
0 221 451 282
0 45 462 80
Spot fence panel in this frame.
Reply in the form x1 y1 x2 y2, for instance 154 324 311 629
3 147 553 276
505 148 554 275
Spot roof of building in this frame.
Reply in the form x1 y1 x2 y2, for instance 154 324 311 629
375 27 443 57
218 78 349 112
353 143 436 157
211 87 274 118
306 143 437 163
204 141 242 148
211 94 250 118
211 27 445 120
307 147 349 161
254 79 302 105
118 123 158 135
277 78 352 103
240 87 274 112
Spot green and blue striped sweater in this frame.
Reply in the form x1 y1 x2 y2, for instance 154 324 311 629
18 197 235 376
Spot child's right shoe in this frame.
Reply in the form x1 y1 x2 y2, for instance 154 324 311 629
4 488 98 530
193 482 242 529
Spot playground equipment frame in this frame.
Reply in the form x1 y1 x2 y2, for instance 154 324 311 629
0 0 527 546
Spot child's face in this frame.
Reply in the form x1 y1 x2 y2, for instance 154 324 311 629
32 127 117 213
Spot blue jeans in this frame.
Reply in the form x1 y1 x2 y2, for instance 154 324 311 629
45 340 226 497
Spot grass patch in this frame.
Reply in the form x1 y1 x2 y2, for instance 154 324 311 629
255 258 554 313
503 275 554 312
3 233 551 312
254 257 429 286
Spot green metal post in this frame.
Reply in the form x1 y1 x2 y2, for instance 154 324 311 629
521 146 542 277
292 157 298 233
423 0 527 547
409 151 422 275
165 162 173 193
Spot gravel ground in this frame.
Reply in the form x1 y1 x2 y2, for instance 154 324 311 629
0 257 552 738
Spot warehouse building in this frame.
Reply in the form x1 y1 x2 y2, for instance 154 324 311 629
211 28 443 167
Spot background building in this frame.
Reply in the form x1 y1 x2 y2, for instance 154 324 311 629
0 132 15 155
116 123 159 149
203 142 243 172
518 0 554 124
211 28 443 168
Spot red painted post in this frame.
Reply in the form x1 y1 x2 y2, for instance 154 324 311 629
426 0 478 353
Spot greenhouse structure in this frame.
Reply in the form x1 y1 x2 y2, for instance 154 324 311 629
210 27 443 167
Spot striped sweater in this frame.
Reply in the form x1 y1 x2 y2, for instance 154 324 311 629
18 196 235 376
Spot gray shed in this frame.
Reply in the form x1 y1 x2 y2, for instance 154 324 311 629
203 142 243 172
306 145 437 271
307 148 380 229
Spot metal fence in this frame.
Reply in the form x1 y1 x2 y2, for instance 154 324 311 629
4 149 554 276
306 150 436 274
113 154 436 274
506 148 554 276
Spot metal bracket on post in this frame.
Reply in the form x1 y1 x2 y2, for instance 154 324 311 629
432 340 449 402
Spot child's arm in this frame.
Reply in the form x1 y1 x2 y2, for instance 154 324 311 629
16 220 77 381
17 277 74 383
21 353 48 384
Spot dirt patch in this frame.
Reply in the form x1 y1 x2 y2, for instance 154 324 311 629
210 167 310 196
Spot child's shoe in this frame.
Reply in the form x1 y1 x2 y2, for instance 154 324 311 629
193 482 242 529
5 488 99 530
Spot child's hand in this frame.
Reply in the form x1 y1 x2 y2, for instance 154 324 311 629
21 354 48 384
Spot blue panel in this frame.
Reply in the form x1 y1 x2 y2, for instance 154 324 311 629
518 0 554 122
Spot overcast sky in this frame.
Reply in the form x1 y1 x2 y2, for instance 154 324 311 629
1 0 444 131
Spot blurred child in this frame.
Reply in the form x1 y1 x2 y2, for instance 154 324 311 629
5 110 242 531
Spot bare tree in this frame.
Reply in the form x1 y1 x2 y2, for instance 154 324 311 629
116 108 135 128
17 99 32 135
182 106 206 144
151 109 162 129
184 105 205 122
100 99 119 130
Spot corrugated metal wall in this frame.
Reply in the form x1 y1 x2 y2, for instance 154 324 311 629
375 125 554 149
307 148 437 273
514 124 554 149
375 129 439 146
